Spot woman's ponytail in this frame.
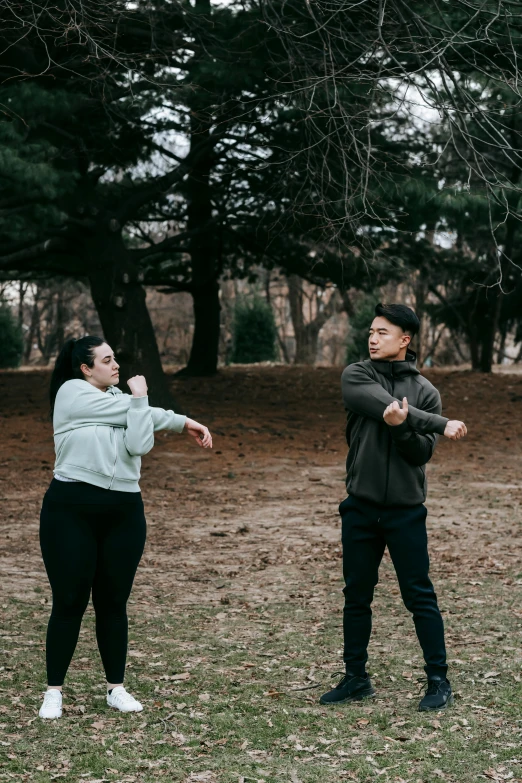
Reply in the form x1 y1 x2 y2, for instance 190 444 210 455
49 335 105 418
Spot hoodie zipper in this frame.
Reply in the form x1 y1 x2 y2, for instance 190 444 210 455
383 374 394 504
108 427 118 489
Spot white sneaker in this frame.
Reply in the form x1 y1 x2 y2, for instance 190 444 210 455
106 686 143 713
39 689 63 719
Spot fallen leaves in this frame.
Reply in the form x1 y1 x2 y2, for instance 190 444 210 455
484 768 515 781
184 773 217 783
264 689 284 698
160 671 190 681
3 368 522 783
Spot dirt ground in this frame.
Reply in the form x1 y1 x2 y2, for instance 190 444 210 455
1 365 522 782
2 365 522 605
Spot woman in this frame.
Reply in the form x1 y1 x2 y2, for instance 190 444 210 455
39 336 212 719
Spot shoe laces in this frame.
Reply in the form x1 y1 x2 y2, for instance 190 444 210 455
331 671 360 689
111 687 136 705
417 677 445 696
43 690 61 705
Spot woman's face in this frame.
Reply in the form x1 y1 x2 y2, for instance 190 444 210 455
81 343 120 391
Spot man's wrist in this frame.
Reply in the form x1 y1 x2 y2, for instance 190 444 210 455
384 416 407 426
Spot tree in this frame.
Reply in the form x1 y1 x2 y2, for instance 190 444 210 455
0 303 24 368
0 3 193 402
0 0 291 382
263 0 522 232
3 1 522 381
286 276 341 364
345 293 380 365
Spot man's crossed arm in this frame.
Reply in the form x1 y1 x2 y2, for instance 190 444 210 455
342 363 467 440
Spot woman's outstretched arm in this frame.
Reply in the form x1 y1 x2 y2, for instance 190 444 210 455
55 378 212 448
123 377 212 454
127 376 211 449
58 378 186 432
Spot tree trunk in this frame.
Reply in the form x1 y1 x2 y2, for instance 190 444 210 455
183 282 221 376
479 292 502 373
287 274 306 362
467 307 481 370
55 287 65 355
496 328 507 365
287 274 336 364
18 281 26 328
295 326 321 364
86 230 177 409
266 269 290 363
24 288 39 363
413 274 428 365
181 0 221 376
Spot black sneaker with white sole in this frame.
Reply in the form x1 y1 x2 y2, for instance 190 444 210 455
418 676 453 712
319 672 375 705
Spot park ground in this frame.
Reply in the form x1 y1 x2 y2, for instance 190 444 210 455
1 366 522 783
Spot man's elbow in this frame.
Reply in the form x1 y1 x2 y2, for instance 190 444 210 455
415 450 434 467
400 450 431 467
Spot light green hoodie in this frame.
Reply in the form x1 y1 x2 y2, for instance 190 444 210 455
53 379 187 492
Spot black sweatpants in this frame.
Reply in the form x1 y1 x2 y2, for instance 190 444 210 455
39 479 146 686
340 494 447 679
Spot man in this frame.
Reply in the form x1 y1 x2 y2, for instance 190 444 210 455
320 303 467 711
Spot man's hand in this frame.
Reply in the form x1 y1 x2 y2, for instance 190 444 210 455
184 417 213 449
127 375 148 398
444 420 467 440
383 397 409 426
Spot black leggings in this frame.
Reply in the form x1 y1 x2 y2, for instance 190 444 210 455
39 480 146 686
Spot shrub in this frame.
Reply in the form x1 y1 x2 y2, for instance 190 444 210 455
231 297 277 364
346 293 379 364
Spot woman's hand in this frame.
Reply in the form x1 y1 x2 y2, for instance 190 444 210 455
127 375 148 398
184 417 213 449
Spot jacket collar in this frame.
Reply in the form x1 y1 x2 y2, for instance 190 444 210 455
370 348 420 378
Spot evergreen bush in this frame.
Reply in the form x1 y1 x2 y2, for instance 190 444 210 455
0 303 24 369
231 298 277 364
346 294 379 364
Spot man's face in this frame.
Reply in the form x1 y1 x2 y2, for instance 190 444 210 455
368 316 411 361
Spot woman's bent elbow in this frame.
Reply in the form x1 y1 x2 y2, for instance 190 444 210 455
127 441 154 457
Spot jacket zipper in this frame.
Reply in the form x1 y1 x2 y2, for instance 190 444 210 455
383 375 394 504
109 427 118 489
349 437 361 489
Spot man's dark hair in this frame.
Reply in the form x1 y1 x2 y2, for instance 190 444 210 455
374 303 420 338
